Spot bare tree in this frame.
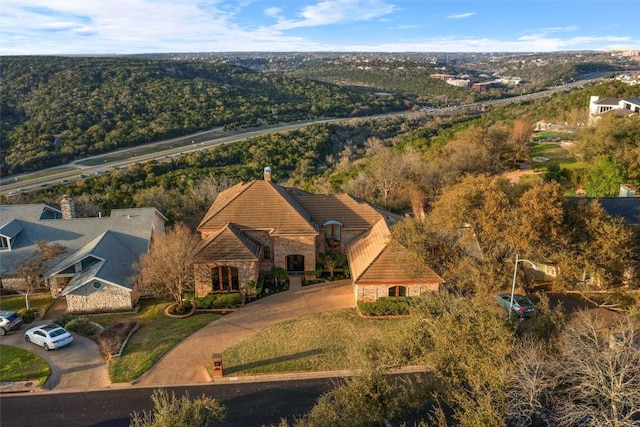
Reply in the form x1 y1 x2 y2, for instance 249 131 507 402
135 223 201 306
188 174 232 213
552 311 640 427
505 339 558 427
14 242 66 309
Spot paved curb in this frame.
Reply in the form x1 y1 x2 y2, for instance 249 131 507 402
208 365 431 384
0 365 432 394
0 381 41 394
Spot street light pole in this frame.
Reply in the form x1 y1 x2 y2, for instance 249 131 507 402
509 253 539 320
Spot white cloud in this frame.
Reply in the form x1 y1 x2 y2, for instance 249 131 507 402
264 7 282 18
272 0 396 30
447 12 475 19
0 0 636 54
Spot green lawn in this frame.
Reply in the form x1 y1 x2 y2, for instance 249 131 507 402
89 298 220 383
0 294 55 315
222 308 416 375
529 143 588 171
0 345 51 386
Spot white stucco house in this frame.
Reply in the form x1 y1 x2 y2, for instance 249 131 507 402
588 96 640 125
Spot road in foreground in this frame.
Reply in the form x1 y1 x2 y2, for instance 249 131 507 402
0 380 333 427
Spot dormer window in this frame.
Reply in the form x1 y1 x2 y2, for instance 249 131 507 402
323 220 342 252
0 236 9 250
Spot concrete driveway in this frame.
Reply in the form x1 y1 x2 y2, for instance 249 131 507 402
134 279 355 386
0 319 110 391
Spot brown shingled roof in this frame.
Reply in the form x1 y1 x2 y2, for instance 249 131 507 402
286 189 387 229
348 219 443 285
194 223 262 262
197 180 316 235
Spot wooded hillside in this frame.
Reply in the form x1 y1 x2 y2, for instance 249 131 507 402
0 56 408 175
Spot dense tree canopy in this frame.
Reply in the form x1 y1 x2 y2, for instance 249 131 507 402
0 56 407 175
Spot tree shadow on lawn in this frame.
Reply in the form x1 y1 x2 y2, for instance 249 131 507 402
223 349 324 375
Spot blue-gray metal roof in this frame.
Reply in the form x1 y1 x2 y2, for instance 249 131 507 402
0 205 164 290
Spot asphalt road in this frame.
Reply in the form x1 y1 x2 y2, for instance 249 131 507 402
0 379 335 427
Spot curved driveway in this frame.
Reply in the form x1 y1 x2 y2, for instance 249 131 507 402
0 319 110 391
135 279 355 386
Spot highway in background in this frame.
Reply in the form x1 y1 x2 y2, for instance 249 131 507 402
0 73 606 197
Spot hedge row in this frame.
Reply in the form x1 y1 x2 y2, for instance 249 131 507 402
194 293 243 309
357 297 416 316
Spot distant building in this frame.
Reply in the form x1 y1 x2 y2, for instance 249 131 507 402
429 73 456 82
472 81 500 92
588 96 640 124
446 78 470 88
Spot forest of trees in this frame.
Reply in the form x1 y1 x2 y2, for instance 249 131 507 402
0 56 410 175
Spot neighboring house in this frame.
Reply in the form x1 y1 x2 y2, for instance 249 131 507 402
588 96 640 125
568 194 640 288
0 196 166 313
193 168 444 302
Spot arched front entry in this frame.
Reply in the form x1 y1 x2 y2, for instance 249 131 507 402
286 254 305 275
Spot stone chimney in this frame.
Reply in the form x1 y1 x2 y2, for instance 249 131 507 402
60 195 76 219
263 167 272 182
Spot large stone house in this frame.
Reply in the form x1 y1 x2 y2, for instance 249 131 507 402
194 168 444 302
0 196 166 313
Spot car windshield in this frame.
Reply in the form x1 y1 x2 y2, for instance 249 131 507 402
6 313 20 321
514 297 533 307
49 329 67 337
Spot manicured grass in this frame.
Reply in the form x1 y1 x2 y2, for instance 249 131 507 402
222 308 416 375
97 298 219 383
0 345 51 386
529 143 589 171
0 294 55 315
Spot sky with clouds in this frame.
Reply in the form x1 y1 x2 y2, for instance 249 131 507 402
1 0 638 55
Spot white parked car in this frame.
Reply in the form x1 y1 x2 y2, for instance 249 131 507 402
25 324 73 350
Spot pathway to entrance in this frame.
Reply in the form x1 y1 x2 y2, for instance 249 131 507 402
135 279 354 386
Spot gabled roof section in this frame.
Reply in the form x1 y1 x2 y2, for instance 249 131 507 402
0 204 162 280
357 241 444 284
622 97 640 106
0 204 61 223
49 230 138 291
197 180 316 235
0 219 23 239
286 189 398 229
348 219 392 282
348 219 443 285
594 97 621 105
46 231 109 277
194 223 262 262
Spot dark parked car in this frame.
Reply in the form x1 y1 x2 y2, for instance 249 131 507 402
496 294 535 318
0 310 24 335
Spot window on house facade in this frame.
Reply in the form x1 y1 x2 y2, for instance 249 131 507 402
0 236 9 250
323 220 342 252
81 256 100 271
263 246 271 260
388 286 407 297
212 266 239 292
